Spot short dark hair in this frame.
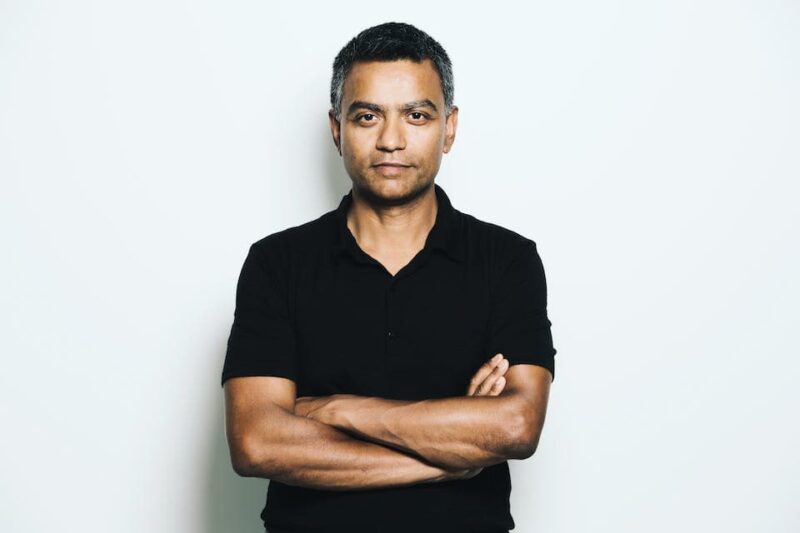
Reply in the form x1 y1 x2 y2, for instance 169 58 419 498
330 22 455 121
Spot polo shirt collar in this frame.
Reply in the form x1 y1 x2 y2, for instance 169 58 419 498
330 182 464 263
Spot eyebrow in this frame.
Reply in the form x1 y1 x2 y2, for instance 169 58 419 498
346 99 439 116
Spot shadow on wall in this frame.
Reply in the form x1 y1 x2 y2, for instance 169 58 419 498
202 121 350 533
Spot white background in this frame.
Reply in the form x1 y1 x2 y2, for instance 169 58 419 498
1 1 798 532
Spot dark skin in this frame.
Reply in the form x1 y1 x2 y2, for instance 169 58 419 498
224 353 514 491
296 354 515 479
329 59 457 276
223 58 551 489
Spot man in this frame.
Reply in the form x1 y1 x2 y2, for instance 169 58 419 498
221 22 557 533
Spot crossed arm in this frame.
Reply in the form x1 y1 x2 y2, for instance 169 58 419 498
292 359 552 471
228 355 552 490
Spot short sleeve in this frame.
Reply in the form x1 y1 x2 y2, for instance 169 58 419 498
487 239 557 382
220 241 297 387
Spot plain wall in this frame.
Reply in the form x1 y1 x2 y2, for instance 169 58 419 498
1 1 798 532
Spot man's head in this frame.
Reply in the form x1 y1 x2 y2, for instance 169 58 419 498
328 22 459 206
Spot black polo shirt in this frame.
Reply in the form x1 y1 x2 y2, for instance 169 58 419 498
221 183 557 533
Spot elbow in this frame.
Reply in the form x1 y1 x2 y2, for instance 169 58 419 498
510 430 539 460
232 457 252 477
504 408 541 460
230 436 270 478
230 441 255 477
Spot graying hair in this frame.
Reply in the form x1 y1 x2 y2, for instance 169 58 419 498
330 22 455 121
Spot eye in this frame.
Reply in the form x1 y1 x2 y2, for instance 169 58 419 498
358 113 376 123
410 112 427 121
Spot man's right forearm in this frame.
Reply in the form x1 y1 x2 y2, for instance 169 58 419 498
239 407 460 491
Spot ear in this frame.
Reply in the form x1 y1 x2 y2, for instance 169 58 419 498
443 105 459 154
328 109 342 155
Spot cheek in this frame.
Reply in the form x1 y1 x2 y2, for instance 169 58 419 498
418 132 445 163
342 151 361 174
416 127 444 150
342 130 370 159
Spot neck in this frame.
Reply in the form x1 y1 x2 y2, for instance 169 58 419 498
346 183 438 257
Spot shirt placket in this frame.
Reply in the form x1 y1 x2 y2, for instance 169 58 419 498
385 276 401 358
383 250 432 359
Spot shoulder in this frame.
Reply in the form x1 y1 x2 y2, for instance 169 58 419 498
458 209 539 265
247 208 338 265
459 212 549 300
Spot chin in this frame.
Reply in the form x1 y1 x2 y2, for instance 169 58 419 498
355 176 433 206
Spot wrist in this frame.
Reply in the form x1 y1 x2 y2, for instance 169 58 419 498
324 394 353 429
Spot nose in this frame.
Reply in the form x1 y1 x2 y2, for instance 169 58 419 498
375 114 406 152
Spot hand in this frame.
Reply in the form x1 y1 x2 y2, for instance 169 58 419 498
444 354 510 482
453 465 484 480
466 353 510 396
435 464 485 483
294 394 341 423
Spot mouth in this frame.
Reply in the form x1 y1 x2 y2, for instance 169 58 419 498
373 162 412 176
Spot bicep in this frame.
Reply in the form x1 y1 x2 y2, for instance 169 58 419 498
224 375 297 472
220 241 300 472
225 375 297 418
499 364 552 455
501 364 551 411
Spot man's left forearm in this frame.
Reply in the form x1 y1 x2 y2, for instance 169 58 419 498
314 394 531 470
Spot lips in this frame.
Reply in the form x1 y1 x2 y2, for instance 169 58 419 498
374 163 411 175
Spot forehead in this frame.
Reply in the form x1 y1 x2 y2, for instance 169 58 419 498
342 59 443 106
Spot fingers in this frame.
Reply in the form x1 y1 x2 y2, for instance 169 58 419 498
467 353 509 396
467 353 503 395
462 466 484 480
488 376 506 396
476 357 508 395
